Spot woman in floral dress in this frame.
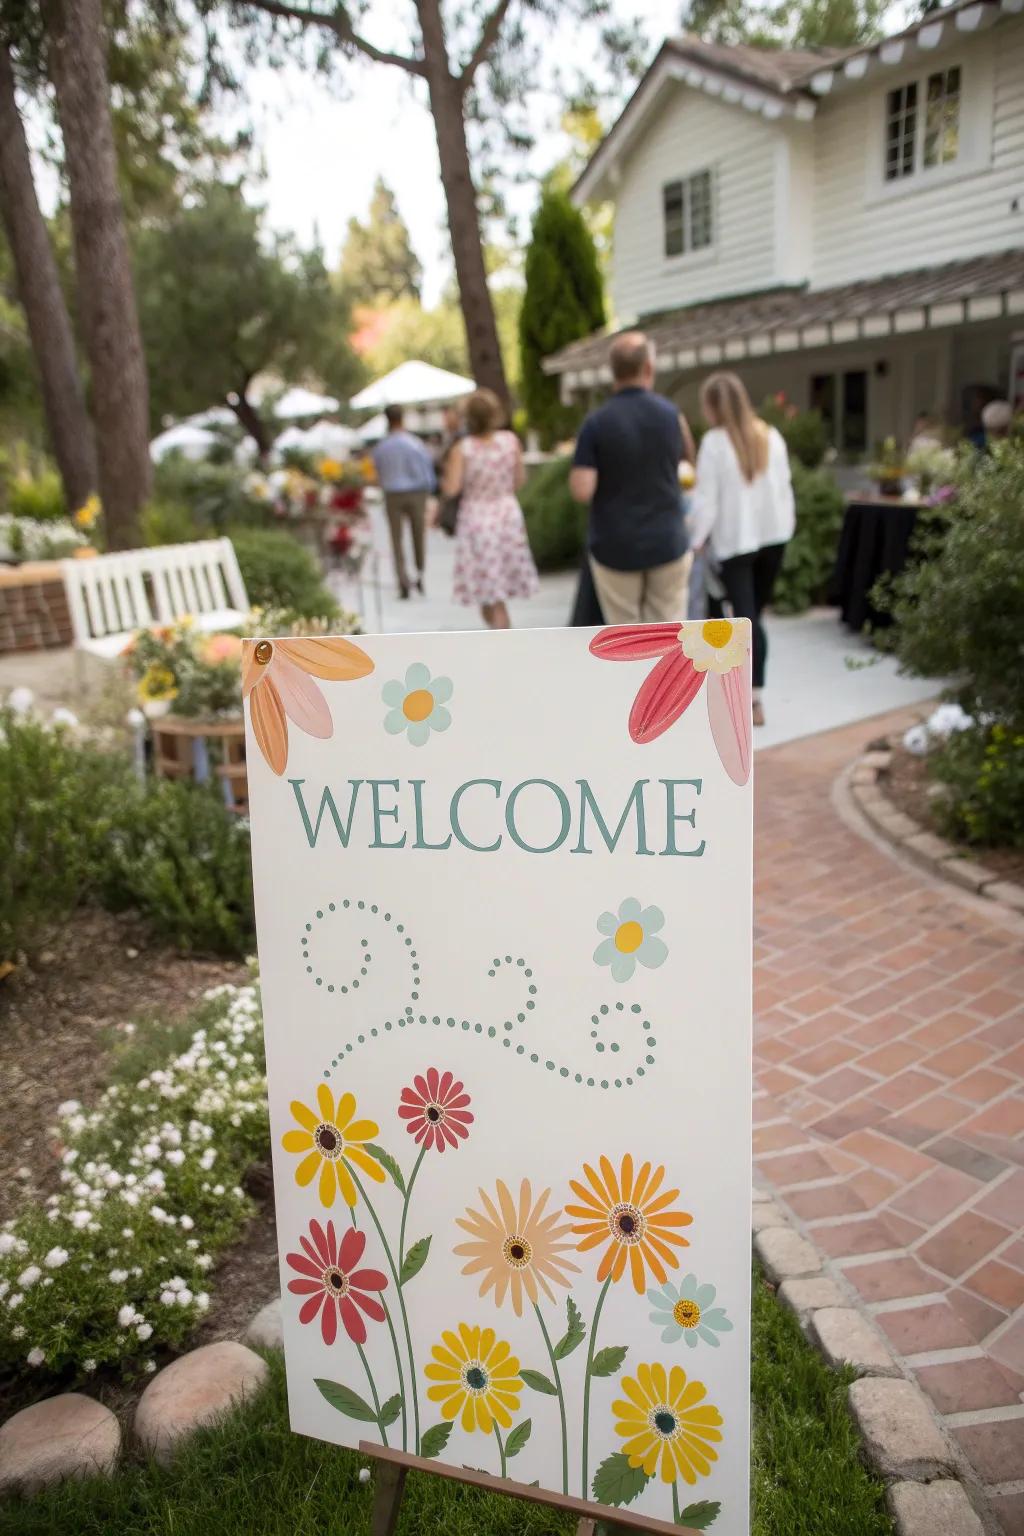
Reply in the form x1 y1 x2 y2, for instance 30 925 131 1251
441 389 539 629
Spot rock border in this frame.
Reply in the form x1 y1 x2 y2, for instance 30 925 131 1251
754 1194 990 1536
851 746 1024 916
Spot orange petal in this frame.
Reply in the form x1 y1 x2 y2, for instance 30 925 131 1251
248 676 288 775
280 636 375 681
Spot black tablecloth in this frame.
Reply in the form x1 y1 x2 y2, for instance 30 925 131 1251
833 498 922 631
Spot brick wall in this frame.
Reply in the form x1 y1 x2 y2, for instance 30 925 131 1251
0 562 73 654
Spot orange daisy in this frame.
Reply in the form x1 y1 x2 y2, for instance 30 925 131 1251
453 1179 580 1316
566 1154 693 1294
242 636 374 776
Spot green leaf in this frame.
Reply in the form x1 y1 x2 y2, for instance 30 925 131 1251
589 1345 628 1378
378 1394 402 1428
400 1235 431 1286
591 1450 651 1507
553 1295 585 1360
520 1368 558 1396
420 1422 453 1460
679 1500 721 1530
314 1379 377 1423
504 1419 532 1460
364 1143 406 1195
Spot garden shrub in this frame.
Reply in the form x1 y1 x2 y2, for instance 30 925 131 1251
0 981 267 1379
771 461 844 615
99 780 254 956
520 457 587 570
884 439 1024 845
140 498 202 547
151 457 269 535
0 712 129 965
229 525 339 620
759 395 827 469
0 513 86 563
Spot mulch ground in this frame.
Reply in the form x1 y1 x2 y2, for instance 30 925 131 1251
882 744 1024 886
0 911 247 1224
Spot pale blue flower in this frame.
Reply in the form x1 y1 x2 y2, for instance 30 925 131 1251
593 897 667 982
647 1275 733 1348
381 663 453 746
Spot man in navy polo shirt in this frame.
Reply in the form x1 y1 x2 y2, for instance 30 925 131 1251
569 332 694 624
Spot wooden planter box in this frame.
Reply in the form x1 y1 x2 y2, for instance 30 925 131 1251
150 714 248 814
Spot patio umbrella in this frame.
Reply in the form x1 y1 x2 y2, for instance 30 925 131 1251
275 386 340 419
350 360 474 412
149 422 218 463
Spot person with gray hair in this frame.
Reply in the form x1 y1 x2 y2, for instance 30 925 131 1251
569 330 696 625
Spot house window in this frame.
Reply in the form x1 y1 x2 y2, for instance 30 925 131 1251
883 67 961 182
924 66 960 167
663 170 714 258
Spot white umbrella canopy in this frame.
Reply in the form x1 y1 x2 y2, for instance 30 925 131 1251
300 419 360 458
149 423 218 463
350 360 474 412
357 413 389 445
274 386 340 419
184 405 237 429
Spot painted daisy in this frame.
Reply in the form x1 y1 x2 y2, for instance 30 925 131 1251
680 618 749 674
424 1323 522 1433
398 1068 473 1153
613 1362 724 1485
286 1219 387 1345
647 1275 733 1348
454 1179 579 1316
382 663 453 746
566 1153 692 1293
593 898 667 983
281 1083 386 1209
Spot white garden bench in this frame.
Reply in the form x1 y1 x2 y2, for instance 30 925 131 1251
61 537 250 660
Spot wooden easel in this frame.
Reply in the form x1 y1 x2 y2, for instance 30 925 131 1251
361 1442 697 1536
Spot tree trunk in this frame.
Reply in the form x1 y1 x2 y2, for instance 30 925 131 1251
41 0 151 549
0 44 97 511
230 389 269 461
416 0 509 407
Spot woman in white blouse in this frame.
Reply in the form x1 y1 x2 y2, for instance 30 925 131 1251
688 372 795 726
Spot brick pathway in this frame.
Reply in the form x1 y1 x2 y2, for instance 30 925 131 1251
754 709 1024 1536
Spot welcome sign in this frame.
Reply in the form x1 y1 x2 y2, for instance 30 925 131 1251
245 622 753 1534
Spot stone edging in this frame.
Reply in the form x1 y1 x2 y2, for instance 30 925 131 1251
754 1195 990 1536
851 747 1024 917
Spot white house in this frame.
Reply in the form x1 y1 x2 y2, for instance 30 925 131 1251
545 0 1024 451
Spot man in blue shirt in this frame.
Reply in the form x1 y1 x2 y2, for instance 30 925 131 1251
569 333 694 624
372 404 436 599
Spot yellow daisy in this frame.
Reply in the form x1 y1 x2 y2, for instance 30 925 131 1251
424 1323 522 1434
281 1083 385 1209
613 1362 724 1485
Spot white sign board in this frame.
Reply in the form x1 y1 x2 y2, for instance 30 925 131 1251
245 622 753 1534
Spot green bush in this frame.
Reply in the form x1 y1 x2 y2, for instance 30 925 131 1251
520 457 587 570
928 724 1024 849
151 457 269 535
229 525 338 619
100 779 254 956
5 466 66 522
140 498 202 547
760 395 828 469
771 461 844 615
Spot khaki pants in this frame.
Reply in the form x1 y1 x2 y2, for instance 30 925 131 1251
590 551 693 625
384 491 427 592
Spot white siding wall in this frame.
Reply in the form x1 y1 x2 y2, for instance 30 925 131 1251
610 84 779 324
812 19 1024 286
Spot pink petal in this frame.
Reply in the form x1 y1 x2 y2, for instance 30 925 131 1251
298 1292 326 1326
287 1252 322 1279
321 1295 338 1346
349 1268 388 1293
706 661 753 786
590 624 681 661
288 1278 323 1295
351 1290 387 1323
340 1295 367 1344
272 651 334 740
628 650 705 744
308 1220 330 1267
325 1221 338 1267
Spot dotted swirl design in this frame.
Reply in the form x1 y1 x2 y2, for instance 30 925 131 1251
303 900 656 1088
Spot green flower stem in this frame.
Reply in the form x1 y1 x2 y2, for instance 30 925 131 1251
493 1422 507 1479
672 1482 681 1524
356 1341 388 1450
351 1166 421 1454
533 1303 569 1494
353 1194 405 1449
399 1143 427 1271
581 1274 612 1501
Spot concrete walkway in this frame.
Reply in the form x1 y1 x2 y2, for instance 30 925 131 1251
754 709 1024 1535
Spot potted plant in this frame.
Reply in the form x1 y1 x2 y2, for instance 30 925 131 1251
868 437 908 498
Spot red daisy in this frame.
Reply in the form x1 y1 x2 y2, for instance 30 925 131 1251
286 1219 387 1345
398 1067 473 1153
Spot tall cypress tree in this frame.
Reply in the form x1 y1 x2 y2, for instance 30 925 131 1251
519 190 605 448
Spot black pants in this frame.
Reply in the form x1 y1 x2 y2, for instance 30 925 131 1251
718 541 787 689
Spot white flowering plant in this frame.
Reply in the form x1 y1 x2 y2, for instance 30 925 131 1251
0 978 268 1379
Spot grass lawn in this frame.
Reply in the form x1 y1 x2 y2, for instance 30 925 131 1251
1 1269 892 1536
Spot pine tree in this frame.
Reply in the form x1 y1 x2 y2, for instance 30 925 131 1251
519 191 605 448
339 178 423 305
